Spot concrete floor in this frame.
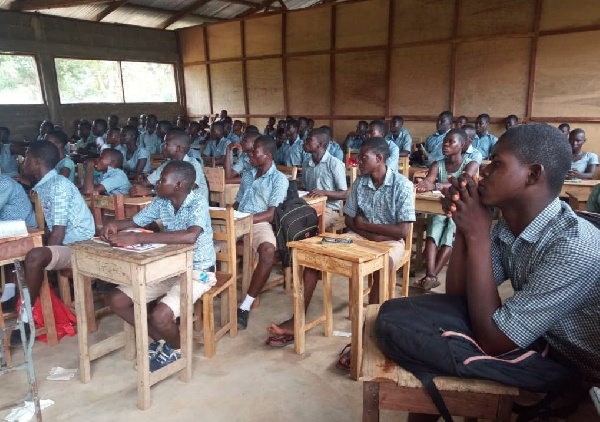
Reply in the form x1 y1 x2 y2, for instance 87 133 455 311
1 267 597 422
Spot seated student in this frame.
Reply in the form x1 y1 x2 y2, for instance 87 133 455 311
558 122 570 139
307 118 315 133
319 125 344 162
379 124 600 422
277 119 287 131
423 111 453 166
415 128 479 290
587 182 600 213
298 117 310 140
461 124 483 165
187 121 207 152
121 125 151 179
472 113 498 159
91 118 108 151
229 120 244 144
284 119 309 167
139 114 160 154
0 127 19 177
81 149 131 195
344 120 369 150
369 120 400 172
175 115 187 129
385 116 413 157
154 120 172 156
75 120 95 153
36 120 54 142
267 137 414 351
567 128 598 180
203 121 232 166
234 135 289 330
46 130 76 183
224 131 259 184
13 141 95 343
130 128 208 201
107 115 118 130
102 127 124 154
455 115 468 128
264 117 277 139
126 116 138 128
218 109 228 122
138 114 147 135
273 128 289 165
504 114 519 131
222 117 234 140
103 161 215 372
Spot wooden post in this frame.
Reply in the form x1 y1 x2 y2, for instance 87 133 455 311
240 20 250 125
329 4 337 128
526 0 543 123
281 12 289 116
385 0 394 119
203 25 214 117
449 0 460 114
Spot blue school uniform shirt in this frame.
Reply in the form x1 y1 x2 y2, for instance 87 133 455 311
93 167 131 195
32 170 94 244
263 127 277 140
344 167 415 225
326 141 344 162
236 163 289 214
76 134 95 149
274 141 290 166
346 136 365 150
424 129 450 165
385 127 413 153
463 145 483 165
139 131 161 155
232 151 251 176
491 199 600 382
123 147 151 174
203 137 231 159
385 140 400 172
133 188 215 271
55 156 76 183
472 132 498 159
302 150 347 211
147 155 209 201
571 152 599 173
227 131 242 144
0 175 37 227
285 136 309 167
1 143 19 177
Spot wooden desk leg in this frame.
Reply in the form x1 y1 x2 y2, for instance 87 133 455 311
379 253 389 303
350 262 367 381
132 271 151 411
363 381 380 422
179 255 193 383
292 249 306 355
323 271 333 337
241 231 252 299
83 277 97 333
73 265 91 383
0 301 11 367
40 273 58 346
124 321 136 361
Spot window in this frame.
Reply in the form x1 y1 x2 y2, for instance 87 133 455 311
0 54 44 105
54 58 177 104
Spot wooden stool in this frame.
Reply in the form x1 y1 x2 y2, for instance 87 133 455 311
361 305 518 421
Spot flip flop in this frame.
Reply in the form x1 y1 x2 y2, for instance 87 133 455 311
264 334 294 347
336 343 351 371
414 274 440 291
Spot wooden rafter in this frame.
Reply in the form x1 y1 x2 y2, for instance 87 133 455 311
94 0 127 21
156 0 212 30
276 0 287 10
235 0 275 18
10 0 117 11
221 0 259 7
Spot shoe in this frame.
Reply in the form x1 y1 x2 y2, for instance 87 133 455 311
10 324 31 347
149 343 181 372
148 340 165 360
237 308 249 330
1 296 17 314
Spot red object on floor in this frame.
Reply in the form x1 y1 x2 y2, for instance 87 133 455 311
17 289 77 343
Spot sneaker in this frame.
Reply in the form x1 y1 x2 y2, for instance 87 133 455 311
149 343 181 372
10 324 31 347
237 308 249 330
148 340 165 360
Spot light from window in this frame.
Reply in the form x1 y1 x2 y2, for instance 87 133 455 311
55 58 124 104
121 61 177 103
0 54 44 105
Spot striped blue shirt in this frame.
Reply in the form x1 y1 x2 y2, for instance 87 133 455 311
285 136 309 167
203 137 231 159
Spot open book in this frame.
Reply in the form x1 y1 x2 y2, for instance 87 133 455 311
93 228 166 253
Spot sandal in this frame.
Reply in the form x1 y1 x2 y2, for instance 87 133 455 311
336 343 351 371
264 334 294 347
414 274 440 291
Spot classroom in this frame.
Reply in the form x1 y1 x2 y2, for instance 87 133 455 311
0 0 599 421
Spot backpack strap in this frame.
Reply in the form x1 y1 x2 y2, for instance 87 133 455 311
411 370 453 422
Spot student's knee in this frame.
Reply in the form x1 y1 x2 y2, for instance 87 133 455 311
107 289 132 311
24 248 52 280
257 242 276 264
149 303 175 330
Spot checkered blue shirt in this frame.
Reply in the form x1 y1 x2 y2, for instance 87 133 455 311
33 170 95 244
94 167 131 195
203 137 231 159
236 163 289 214
491 199 600 382
147 155 208 201
385 127 413 153
123 147 151 174
424 129 450 165
344 167 415 225
1 144 19 177
326 141 344 162
286 136 310 167
232 151 251 175
133 189 215 271
139 131 161 155
227 132 242 144
55 156 76 183
472 132 498 159
274 141 290 166
0 175 37 227
385 139 400 172
302 151 347 211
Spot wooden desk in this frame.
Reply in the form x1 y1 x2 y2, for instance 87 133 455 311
209 184 240 206
288 234 390 381
565 191 589 211
83 195 152 218
70 240 195 410
301 194 327 233
560 180 600 198
415 192 444 215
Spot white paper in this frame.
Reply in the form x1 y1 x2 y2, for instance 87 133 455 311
0 221 27 239
4 399 54 422
46 366 77 381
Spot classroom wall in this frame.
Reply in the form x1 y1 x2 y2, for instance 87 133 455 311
0 10 183 140
177 0 600 157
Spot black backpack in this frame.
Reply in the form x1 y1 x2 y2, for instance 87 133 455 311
374 295 578 422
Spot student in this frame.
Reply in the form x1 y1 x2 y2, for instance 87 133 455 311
14 141 95 343
298 117 310 140
81 149 131 195
224 131 258 183
126 116 138 128
415 128 479 289
222 117 234 141
386 116 413 157
203 121 232 166
369 120 400 172
75 120 95 152
92 118 108 151
46 130 76 183
138 114 147 135
461 124 483 165
319 125 344 162
186 121 207 161
558 122 570 139
505 114 519 131
472 113 498 159
423 111 453 165
0 127 19 177
219 109 228 121
234 136 289 330
107 115 118 130
102 127 123 153
307 118 315 132
566 128 598 180
284 119 309 167
229 120 244 144
379 124 600 422
175 115 187 129
274 129 289 165
455 115 468 128
139 114 160 154
263 117 277 140
345 120 369 150
245 125 260 134
130 128 208 201
277 119 287 131
36 120 54 141
121 125 151 179
103 161 215 372
587 183 600 213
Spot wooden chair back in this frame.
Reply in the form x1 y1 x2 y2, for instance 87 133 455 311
345 147 359 167
347 165 358 189
91 192 125 233
30 191 45 229
398 156 410 176
204 167 226 206
76 162 85 185
276 165 298 181
210 207 236 276
202 156 216 168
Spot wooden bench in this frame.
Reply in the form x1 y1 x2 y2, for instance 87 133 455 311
361 304 519 422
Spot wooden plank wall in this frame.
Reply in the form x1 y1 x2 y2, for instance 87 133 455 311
178 0 600 156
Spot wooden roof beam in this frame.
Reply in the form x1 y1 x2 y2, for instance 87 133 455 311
235 0 274 18
157 0 212 30
10 0 117 11
94 0 128 21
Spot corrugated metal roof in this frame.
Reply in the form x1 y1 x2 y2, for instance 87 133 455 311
32 4 109 21
168 15 208 30
101 5 171 28
129 0 202 12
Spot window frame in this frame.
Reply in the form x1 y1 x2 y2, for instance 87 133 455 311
0 52 45 106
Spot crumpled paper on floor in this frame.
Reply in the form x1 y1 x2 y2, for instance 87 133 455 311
46 366 77 381
4 399 54 422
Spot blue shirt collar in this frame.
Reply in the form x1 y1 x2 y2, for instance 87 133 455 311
498 198 563 244
34 169 58 190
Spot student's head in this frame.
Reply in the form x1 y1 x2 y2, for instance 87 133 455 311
303 128 329 154
245 125 259 134
436 111 453 134
479 124 571 207
298 117 309 133
39 120 54 137
368 120 386 138
45 130 69 151
558 123 570 138
456 115 468 128
163 128 191 159
276 128 287 146
390 116 404 133
92 119 107 137
475 114 491 137
187 121 200 137
505 115 519 131
146 115 158 133
0 127 10 142
139 114 147 127
78 120 92 139
462 124 476 151
96 148 124 172
267 117 276 126
220 110 228 119
211 121 225 140
222 117 233 133
156 161 196 198
356 120 369 135
285 115 294 122
442 128 467 157
176 115 187 129
277 120 287 130
121 125 138 148
308 118 314 130
358 137 389 175
106 127 121 146
286 119 299 138
107 115 118 129
127 116 138 127
25 140 59 175
318 125 333 141
156 120 172 140
242 131 260 152
249 135 276 168
233 120 243 132
568 128 586 154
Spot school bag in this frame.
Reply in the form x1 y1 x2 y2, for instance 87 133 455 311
575 210 600 229
374 294 578 422
272 184 319 268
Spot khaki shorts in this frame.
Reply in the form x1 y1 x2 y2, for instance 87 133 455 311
344 231 405 269
45 246 72 271
251 222 276 252
325 208 341 231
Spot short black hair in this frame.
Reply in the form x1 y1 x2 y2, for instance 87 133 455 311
498 123 571 197
167 128 191 149
102 148 124 168
158 120 172 131
109 114 118 121
78 120 91 130
457 115 468 122
254 135 277 157
287 119 299 130
122 125 138 138
558 123 570 131
507 114 518 122
27 140 60 169
163 160 196 190
188 121 200 131
40 120 54 131
298 117 308 125
0 127 11 137
147 114 158 123
128 116 139 124
233 119 243 125
245 125 259 134
358 120 369 129
446 128 467 144
212 121 224 132
369 120 386 135
108 127 121 136
462 124 476 136
570 128 585 138
310 127 330 145
391 115 404 124
46 130 69 146
222 116 233 124
93 118 107 131
318 125 332 139
361 137 389 160
439 110 453 121
477 114 491 123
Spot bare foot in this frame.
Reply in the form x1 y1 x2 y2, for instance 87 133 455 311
267 319 294 335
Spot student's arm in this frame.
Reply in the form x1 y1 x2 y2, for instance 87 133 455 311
100 219 138 240
252 206 277 224
58 166 71 180
444 231 468 296
47 225 66 246
306 160 348 200
108 226 202 247
572 163 598 180
81 161 97 195
133 158 148 180
224 143 242 180
398 132 412 157
415 162 438 192
345 213 410 242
